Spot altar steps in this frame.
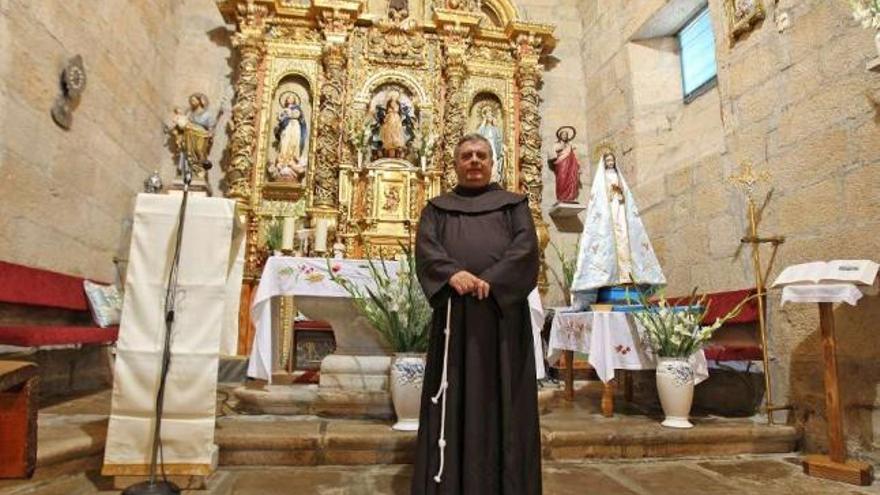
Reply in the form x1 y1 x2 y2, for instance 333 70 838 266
6 382 800 487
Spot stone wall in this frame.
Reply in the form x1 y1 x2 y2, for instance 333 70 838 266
576 0 880 457
0 0 231 282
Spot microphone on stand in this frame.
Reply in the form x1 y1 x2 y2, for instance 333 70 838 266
121 156 200 495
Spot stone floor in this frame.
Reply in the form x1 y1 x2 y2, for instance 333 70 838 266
3 455 880 494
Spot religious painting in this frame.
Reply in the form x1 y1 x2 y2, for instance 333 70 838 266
266 76 312 184
293 329 336 371
368 84 418 161
468 94 505 187
724 0 765 45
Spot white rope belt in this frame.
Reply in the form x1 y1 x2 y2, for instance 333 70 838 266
430 297 453 483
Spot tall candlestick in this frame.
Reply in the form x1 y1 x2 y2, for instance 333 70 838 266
314 218 329 253
282 217 296 251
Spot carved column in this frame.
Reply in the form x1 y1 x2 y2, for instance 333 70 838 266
441 42 468 190
515 33 550 294
434 9 481 191
312 0 360 208
227 2 267 202
313 43 347 207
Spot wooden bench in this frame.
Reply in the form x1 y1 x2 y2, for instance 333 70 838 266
0 360 38 478
0 261 119 397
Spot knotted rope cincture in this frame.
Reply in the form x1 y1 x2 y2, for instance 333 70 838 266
430 297 452 483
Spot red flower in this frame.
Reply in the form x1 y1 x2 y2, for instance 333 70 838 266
331 264 341 273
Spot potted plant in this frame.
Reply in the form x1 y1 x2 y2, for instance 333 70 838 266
264 218 284 256
633 290 753 428
548 240 578 305
329 247 431 431
848 0 880 56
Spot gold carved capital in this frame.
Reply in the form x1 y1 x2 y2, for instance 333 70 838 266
313 0 361 43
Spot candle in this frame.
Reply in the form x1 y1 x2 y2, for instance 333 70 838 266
282 217 296 251
314 218 329 253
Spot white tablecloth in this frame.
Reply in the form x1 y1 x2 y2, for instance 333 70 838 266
248 257 546 382
547 310 708 384
247 257 398 382
103 194 237 475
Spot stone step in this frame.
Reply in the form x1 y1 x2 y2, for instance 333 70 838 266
214 414 800 467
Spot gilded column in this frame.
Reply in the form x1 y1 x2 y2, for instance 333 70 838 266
515 32 550 294
441 43 468 190
433 9 481 191
312 1 361 208
313 43 347 207
227 1 267 203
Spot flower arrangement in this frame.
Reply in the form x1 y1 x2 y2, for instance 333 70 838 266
329 246 431 353
264 217 283 252
632 290 755 358
849 0 880 29
548 240 578 301
415 124 437 161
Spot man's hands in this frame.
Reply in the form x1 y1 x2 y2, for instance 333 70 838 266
449 270 491 300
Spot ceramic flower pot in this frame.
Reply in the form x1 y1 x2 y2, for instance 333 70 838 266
655 357 695 428
390 352 426 431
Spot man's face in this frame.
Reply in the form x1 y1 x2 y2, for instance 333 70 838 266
454 140 492 188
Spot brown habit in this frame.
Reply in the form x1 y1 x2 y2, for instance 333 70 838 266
411 183 541 495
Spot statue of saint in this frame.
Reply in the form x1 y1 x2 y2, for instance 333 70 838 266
476 104 505 185
570 151 665 306
547 126 581 203
374 90 415 159
269 92 308 182
167 93 220 181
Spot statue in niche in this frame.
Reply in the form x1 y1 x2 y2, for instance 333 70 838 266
370 88 416 159
547 126 582 203
166 92 222 181
268 91 309 182
474 102 505 185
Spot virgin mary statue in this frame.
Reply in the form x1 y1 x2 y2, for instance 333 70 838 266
273 94 308 180
570 152 665 307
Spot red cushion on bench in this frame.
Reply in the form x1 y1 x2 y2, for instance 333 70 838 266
0 261 90 311
704 344 763 362
702 289 759 325
0 326 119 347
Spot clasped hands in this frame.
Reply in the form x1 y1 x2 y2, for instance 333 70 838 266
449 270 490 300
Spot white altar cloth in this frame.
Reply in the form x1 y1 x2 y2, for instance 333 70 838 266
103 194 238 475
247 257 547 382
247 257 399 382
547 310 708 384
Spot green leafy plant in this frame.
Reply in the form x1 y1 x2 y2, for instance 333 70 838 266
329 246 431 353
548 240 578 300
264 218 283 252
632 289 756 358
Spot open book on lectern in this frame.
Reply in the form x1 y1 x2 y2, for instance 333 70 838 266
771 260 879 293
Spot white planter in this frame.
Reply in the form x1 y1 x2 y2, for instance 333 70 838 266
655 357 695 429
390 352 426 431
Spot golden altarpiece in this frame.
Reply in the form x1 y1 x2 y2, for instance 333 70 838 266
216 0 555 355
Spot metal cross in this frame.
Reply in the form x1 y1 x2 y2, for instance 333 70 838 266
728 161 771 198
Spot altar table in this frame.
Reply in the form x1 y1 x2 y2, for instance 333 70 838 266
247 257 397 383
547 310 708 416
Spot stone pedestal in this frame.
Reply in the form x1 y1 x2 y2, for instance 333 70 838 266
236 295 395 418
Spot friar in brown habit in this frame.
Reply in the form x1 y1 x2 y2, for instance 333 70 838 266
411 133 541 495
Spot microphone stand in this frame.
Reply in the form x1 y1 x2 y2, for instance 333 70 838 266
121 157 197 495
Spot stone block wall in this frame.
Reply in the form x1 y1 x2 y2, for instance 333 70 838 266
0 0 231 282
576 0 880 456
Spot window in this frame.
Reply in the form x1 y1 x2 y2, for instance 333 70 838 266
678 6 717 102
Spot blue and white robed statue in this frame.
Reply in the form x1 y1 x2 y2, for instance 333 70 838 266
570 150 665 308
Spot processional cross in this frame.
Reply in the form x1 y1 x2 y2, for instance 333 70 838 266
727 161 785 425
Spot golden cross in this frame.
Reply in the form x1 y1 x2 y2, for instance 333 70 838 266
728 161 771 198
